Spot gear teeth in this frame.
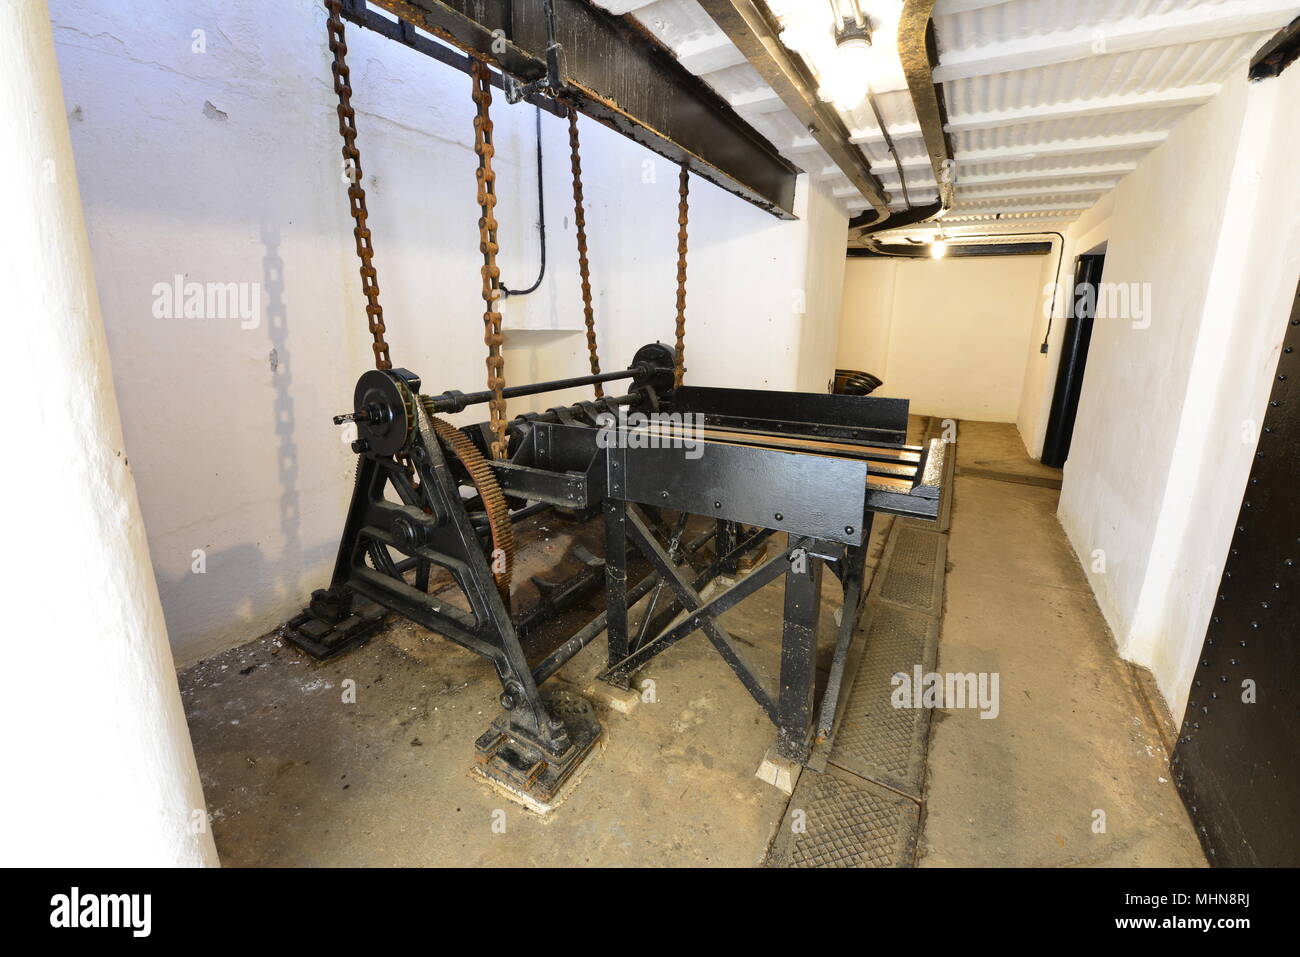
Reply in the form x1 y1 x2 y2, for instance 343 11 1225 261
420 396 515 602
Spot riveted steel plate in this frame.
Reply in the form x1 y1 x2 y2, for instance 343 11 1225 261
611 442 868 546
1172 280 1300 867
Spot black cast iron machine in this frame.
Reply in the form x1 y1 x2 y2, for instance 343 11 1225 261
289 2 947 805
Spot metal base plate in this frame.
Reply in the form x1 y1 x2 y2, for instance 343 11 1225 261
473 690 602 807
282 603 387 660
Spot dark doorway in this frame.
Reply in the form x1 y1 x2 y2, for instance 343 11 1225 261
1041 253 1105 468
1172 278 1300 866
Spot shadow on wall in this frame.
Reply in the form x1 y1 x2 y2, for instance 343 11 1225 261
152 217 334 668
156 536 339 665
263 218 300 559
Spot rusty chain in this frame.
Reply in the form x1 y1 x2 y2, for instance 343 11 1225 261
471 60 509 461
326 0 391 372
673 162 690 388
325 8 514 598
567 106 604 398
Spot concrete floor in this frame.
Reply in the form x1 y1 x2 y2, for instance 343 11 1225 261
180 512 890 866
179 420 1204 867
918 423 1204 867
955 419 1064 488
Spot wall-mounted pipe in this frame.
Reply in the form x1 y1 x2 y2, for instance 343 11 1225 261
848 1 954 239
849 201 943 240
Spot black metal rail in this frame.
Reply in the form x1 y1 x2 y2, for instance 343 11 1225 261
424 366 644 413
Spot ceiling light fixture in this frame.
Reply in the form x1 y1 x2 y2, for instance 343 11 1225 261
930 227 948 259
822 0 873 109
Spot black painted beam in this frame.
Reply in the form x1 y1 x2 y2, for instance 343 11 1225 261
849 242 1051 258
360 0 799 217
1249 14 1300 79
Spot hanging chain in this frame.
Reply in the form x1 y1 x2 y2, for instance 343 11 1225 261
673 162 690 388
324 13 514 595
326 0 391 372
567 107 604 398
471 60 509 460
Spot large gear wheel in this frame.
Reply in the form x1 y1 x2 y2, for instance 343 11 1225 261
420 395 515 602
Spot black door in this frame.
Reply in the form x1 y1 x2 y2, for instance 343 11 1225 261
1041 253 1105 468
1172 278 1300 866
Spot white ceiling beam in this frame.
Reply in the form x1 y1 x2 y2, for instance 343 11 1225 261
869 131 1163 176
954 129 1169 164
940 215 1082 226
850 123 923 146
785 136 825 154
849 83 1217 147
945 83 1221 131
950 200 1093 215
868 154 933 173
933 0 1015 15
591 1 660 15
933 0 1299 82
956 180 1117 200
953 161 1138 186
727 87 787 114
675 33 748 75
878 161 1140 191
878 175 939 189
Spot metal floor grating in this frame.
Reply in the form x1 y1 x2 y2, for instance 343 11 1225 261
766 767 921 868
878 525 946 614
766 509 950 868
828 601 939 799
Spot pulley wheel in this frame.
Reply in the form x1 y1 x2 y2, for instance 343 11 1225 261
353 369 417 456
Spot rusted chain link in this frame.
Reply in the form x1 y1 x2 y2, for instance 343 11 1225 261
567 106 604 398
673 162 690 388
326 0 391 371
325 19 514 598
471 60 509 460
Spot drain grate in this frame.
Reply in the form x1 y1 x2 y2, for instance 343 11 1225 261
878 525 945 614
828 601 939 799
767 767 920 868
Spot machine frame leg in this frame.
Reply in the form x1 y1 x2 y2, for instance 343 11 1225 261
603 498 632 687
776 541 825 762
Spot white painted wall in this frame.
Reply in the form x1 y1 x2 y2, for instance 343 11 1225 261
1 0 217 866
49 0 847 665
837 254 1046 421
1056 65 1300 721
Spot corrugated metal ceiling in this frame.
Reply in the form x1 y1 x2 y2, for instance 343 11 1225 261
595 0 1298 234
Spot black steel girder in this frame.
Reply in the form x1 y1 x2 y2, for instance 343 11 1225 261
849 242 1051 259
361 0 799 217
